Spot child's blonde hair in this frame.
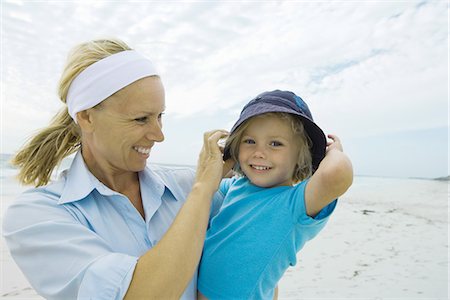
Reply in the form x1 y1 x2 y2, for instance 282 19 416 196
225 112 313 183
11 38 132 187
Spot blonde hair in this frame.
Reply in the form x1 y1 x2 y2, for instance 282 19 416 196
225 112 313 183
12 38 132 187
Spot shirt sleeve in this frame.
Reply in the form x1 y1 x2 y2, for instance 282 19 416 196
209 177 236 222
78 253 137 300
291 179 338 225
2 191 138 300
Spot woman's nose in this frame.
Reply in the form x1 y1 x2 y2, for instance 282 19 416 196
146 120 164 142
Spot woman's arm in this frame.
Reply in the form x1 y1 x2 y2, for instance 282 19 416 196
304 134 353 217
124 130 234 299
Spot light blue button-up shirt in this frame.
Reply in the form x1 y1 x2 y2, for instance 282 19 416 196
2 151 199 300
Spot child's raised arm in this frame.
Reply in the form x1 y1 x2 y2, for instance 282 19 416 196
304 134 353 217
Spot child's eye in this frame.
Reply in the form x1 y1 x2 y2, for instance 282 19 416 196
242 139 255 144
270 141 283 147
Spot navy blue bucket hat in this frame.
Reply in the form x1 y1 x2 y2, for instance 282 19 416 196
223 90 327 171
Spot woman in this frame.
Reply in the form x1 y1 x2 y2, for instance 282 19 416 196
2 38 233 299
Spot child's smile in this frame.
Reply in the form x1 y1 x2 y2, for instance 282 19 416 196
238 115 300 188
250 164 271 171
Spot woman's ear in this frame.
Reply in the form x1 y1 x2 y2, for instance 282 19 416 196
76 110 95 133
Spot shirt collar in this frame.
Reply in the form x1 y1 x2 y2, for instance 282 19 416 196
58 151 102 204
58 151 180 205
139 165 182 202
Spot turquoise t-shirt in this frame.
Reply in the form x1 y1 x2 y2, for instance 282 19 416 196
198 177 337 299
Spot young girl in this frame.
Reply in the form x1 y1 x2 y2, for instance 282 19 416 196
198 90 353 299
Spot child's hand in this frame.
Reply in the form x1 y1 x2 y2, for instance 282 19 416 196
326 134 343 153
305 133 353 216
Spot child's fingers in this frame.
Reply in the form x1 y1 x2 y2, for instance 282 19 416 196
327 134 340 142
326 134 336 147
325 134 344 152
326 134 344 152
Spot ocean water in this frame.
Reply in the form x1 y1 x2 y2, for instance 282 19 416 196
1 152 448 203
0 154 19 179
1 154 71 198
1 154 27 197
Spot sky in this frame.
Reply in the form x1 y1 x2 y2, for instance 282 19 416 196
1 0 448 179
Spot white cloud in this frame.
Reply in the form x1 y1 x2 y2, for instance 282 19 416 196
1 1 447 177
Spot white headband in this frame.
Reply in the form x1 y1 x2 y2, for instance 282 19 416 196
66 50 159 123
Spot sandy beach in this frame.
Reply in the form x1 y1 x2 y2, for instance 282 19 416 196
278 176 448 299
1 176 448 299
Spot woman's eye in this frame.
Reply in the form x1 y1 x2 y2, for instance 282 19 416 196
270 141 283 147
135 117 148 123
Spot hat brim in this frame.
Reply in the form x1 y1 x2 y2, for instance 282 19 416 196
224 104 326 172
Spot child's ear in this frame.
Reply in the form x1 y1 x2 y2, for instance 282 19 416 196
292 164 299 181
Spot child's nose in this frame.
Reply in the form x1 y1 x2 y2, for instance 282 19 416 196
253 146 266 158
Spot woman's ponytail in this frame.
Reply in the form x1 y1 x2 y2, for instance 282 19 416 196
11 107 80 187
11 38 131 187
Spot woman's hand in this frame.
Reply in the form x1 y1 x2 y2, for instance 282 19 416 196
195 130 234 194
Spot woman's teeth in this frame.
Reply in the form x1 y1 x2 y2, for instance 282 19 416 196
133 146 151 154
